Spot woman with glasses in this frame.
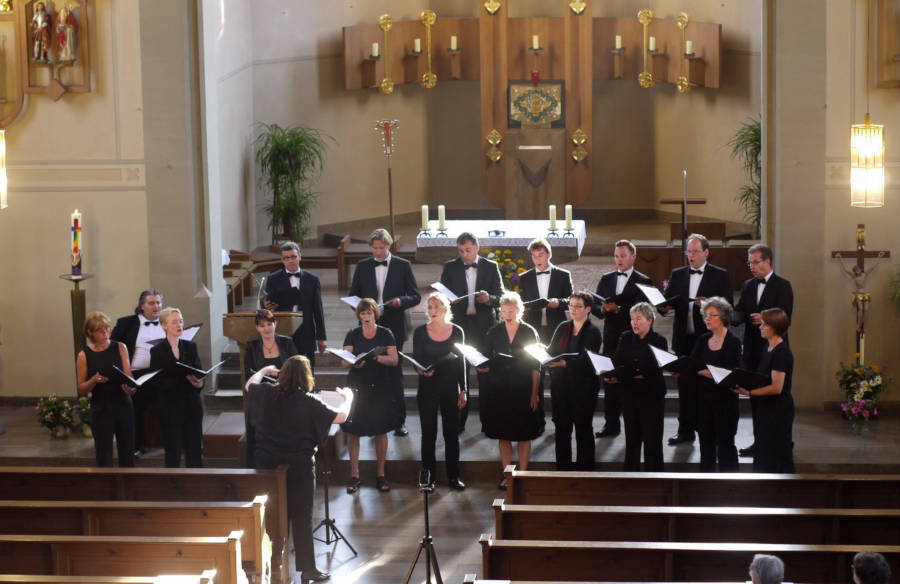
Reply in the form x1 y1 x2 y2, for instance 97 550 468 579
691 297 742 471
734 308 794 473
546 291 602 470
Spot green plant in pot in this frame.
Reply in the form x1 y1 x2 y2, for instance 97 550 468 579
254 123 333 244
728 117 761 238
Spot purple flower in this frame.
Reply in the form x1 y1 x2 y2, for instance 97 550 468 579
874 408 879 416
851 407 860 415
862 410 870 418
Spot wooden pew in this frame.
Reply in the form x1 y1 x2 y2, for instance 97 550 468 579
0 467 288 584
0 498 270 584
0 569 217 584
0 533 245 584
503 467 900 508
463 579 743 584
492 500 900 545
479 535 900 582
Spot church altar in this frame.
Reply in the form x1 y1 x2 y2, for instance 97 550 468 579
415 219 586 263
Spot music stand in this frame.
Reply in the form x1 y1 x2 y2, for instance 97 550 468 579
312 424 357 555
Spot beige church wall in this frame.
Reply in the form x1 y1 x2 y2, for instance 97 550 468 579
208 0 255 251
0 0 148 397
247 0 431 244
819 0 900 404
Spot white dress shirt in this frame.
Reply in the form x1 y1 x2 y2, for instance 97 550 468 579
465 257 478 315
686 262 706 334
615 267 634 296
374 254 391 305
287 269 301 311
536 265 552 326
757 271 773 304
133 313 165 370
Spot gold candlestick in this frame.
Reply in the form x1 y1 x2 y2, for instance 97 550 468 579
420 10 437 88
378 14 394 94
676 12 691 93
638 8 655 88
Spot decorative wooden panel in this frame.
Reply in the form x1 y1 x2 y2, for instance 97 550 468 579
564 0 592 206
480 0 508 208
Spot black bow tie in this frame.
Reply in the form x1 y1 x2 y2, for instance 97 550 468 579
374 260 388 267
144 321 159 326
464 263 478 270
536 270 551 276
690 269 703 275
616 271 628 277
757 278 767 285
288 272 301 279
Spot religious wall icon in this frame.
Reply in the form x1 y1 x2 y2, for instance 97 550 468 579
55 4 78 62
31 1 51 63
22 0 91 102
508 82 565 129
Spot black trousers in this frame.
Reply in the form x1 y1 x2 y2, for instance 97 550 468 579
675 333 699 436
697 388 739 472
417 385 460 480
457 314 487 431
621 386 665 471
552 383 599 471
131 371 159 450
602 378 622 430
257 453 317 573
753 394 795 473
161 395 203 468
90 396 135 467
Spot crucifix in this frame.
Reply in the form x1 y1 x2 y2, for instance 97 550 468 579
830 224 891 364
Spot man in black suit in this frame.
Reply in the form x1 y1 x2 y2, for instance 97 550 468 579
439 232 504 432
111 289 165 456
262 241 327 368
733 243 794 456
660 233 733 446
349 228 421 436
592 240 652 438
518 238 574 344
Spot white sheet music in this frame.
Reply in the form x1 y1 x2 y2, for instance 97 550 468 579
707 365 732 384
587 351 615 375
454 343 490 367
650 345 679 367
635 283 668 306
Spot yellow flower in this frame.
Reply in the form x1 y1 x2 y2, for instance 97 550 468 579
854 353 861 359
504 250 512 255
872 365 879 372
517 259 525 264
517 267 526 274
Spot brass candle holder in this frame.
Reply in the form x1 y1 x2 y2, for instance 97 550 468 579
676 12 691 93
638 8 655 88
420 10 437 88
378 14 394 94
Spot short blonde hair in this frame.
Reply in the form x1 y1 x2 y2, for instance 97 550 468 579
425 292 453 325
159 307 183 326
629 301 657 322
83 312 112 339
499 291 524 319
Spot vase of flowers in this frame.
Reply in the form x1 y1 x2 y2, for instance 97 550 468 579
36 394 73 438
835 357 891 435
481 247 526 292
72 395 92 437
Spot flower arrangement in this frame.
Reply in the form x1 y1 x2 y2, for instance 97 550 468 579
71 395 93 437
481 247 527 291
835 357 891 435
35 394 73 438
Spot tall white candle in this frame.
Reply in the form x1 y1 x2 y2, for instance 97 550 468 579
450 35 458 51
685 40 693 55
71 208 82 273
649 36 656 51
565 204 573 230
532 35 539 50
414 38 422 53
371 42 379 58
548 204 557 230
421 205 429 230
615 35 623 50
438 204 446 230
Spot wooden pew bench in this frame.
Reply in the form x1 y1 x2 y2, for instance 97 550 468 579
479 535 900 583
0 570 217 584
0 533 245 584
503 467 900 508
0 498 270 584
492 500 900 545
0 467 288 584
463 579 744 584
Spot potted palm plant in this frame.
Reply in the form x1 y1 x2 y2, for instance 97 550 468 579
727 117 761 238
254 123 332 244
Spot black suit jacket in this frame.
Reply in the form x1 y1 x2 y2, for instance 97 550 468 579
664 263 733 355
110 315 141 361
349 255 421 345
262 269 327 357
149 339 203 426
440 257 504 337
591 269 652 356
518 266 573 338
733 272 794 369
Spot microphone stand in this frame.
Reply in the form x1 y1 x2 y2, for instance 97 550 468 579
312 430 357 555
404 470 443 584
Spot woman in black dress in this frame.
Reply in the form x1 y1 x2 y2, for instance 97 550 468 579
75 312 136 467
734 308 794 473
546 291 602 470
341 298 401 493
609 301 668 471
150 307 205 468
245 357 353 584
412 292 467 491
691 297 742 472
478 291 543 488
243 309 298 467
